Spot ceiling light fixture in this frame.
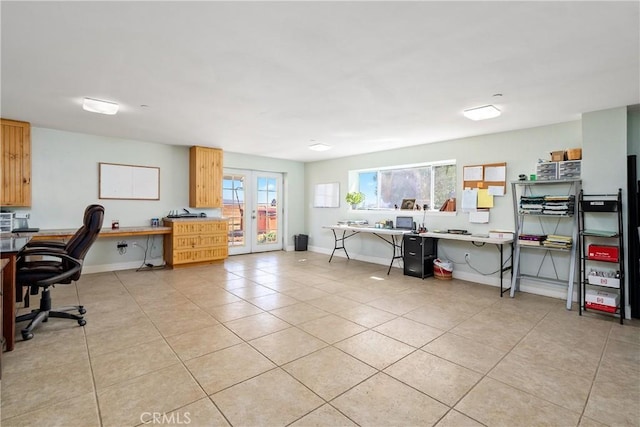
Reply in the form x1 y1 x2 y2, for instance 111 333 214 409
309 143 331 152
463 104 501 121
83 97 119 115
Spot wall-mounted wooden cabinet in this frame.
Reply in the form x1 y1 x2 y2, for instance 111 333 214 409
1 119 31 207
189 146 223 208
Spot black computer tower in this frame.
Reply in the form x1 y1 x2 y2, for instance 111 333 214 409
403 234 437 279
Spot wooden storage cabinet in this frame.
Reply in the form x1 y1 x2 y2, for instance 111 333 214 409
189 146 223 208
163 218 228 267
1 119 31 207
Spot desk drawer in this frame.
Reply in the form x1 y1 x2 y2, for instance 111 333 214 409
174 234 227 249
173 221 227 236
172 247 228 264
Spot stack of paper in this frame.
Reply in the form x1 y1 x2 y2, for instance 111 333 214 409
543 234 573 249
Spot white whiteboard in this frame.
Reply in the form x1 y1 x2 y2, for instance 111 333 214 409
99 162 160 200
314 182 340 208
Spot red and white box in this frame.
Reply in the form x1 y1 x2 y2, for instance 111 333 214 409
588 245 619 263
587 274 620 288
585 289 618 312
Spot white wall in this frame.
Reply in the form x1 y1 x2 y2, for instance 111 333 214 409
305 120 586 297
14 127 306 272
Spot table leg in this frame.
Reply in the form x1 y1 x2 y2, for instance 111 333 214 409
2 254 16 351
329 230 355 262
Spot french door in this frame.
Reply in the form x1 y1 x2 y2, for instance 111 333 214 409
223 169 283 255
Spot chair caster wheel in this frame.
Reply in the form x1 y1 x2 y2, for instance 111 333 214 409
78 319 87 326
22 332 34 340
79 307 86 315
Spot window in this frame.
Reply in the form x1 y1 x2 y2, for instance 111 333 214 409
354 161 456 211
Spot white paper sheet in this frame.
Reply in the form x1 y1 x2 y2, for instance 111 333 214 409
488 185 505 196
484 165 506 181
469 209 490 223
461 188 478 212
463 166 483 181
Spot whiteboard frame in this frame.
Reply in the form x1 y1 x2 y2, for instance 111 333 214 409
99 162 160 200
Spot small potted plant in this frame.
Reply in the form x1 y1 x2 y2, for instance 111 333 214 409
345 191 365 209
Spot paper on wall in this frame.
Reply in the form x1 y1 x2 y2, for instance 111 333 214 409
469 209 490 223
488 185 505 196
461 188 478 212
477 189 494 208
463 166 483 181
484 165 506 181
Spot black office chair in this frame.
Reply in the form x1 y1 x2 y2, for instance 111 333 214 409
15 204 104 340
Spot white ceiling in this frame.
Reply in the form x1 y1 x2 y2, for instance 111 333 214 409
1 1 639 162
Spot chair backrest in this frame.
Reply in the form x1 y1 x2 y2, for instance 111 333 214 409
65 204 104 262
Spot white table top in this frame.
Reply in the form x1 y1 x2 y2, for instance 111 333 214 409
418 231 513 245
323 225 413 236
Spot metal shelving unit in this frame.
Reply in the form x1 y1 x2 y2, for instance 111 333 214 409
510 179 581 309
578 189 625 323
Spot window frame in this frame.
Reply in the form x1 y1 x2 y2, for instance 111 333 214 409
348 159 457 213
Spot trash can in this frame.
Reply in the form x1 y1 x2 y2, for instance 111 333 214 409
433 258 453 280
294 234 308 251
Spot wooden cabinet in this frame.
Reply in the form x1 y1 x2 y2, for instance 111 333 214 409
1 119 31 207
189 146 223 208
163 218 228 267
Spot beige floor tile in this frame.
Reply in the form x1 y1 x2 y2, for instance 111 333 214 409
422 332 506 374
366 293 426 315
385 350 482 406
299 314 366 344
270 302 329 324
166 324 242 361
601 338 640 373
334 330 415 370
249 327 327 365
1 357 94 420
435 409 484 427
247 292 300 311
608 321 640 345
204 300 264 322
165 397 230 427
450 309 536 352
510 329 602 378
584 363 640 426
455 377 580 426
185 342 276 395
92 338 179 389
337 304 397 328
227 284 278 299
86 318 162 356
1 392 100 427
332 373 448 426
282 286 331 301
578 416 609 427
404 303 477 330
211 368 324 426
289 404 358 427
488 353 592 412
224 312 291 340
283 346 377 400
307 294 363 313
97 364 205 427
374 316 445 347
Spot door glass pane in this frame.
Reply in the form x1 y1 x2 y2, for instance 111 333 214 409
223 174 245 247
256 176 278 245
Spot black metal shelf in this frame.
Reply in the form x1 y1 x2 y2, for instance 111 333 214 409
578 189 624 324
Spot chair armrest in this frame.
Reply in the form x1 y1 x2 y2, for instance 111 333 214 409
25 240 66 250
18 250 83 286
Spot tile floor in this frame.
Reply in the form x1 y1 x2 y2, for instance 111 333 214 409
1 251 639 427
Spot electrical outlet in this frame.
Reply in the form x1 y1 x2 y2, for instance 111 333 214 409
464 252 470 260
117 241 128 249
132 241 138 247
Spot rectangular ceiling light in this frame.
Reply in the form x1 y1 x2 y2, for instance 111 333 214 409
83 97 119 115
309 143 331 151
463 104 501 121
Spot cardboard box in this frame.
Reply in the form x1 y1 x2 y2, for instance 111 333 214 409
588 274 620 288
585 302 617 313
489 230 514 239
585 289 619 308
550 150 566 162
588 245 619 262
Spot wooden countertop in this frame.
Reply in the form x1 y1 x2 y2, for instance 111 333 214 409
162 217 228 223
6 226 172 241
